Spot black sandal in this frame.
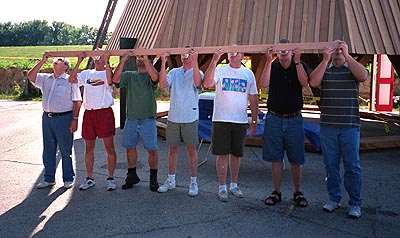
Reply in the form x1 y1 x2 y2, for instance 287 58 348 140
293 191 308 207
264 191 282 206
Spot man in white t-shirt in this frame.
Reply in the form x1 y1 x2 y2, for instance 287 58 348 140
70 53 117 191
203 49 259 202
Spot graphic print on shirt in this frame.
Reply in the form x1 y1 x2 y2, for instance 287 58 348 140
86 77 105 86
221 78 247 93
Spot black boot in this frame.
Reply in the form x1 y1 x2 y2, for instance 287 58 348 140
122 168 140 190
149 169 159 192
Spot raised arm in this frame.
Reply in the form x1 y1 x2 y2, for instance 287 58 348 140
340 41 368 82
159 52 169 89
309 47 333 88
190 49 202 87
27 52 48 83
293 47 309 87
69 53 86 84
259 47 274 88
104 52 113 85
112 53 130 84
142 55 159 83
203 48 224 89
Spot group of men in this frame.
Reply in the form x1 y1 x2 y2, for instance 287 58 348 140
28 39 367 219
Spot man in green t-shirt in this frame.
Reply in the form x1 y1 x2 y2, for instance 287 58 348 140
112 54 160 192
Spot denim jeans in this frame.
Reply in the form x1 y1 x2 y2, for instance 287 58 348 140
42 112 75 183
320 126 362 206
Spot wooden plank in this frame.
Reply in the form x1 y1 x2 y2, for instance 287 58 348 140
359 136 400 150
156 121 167 138
46 41 340 57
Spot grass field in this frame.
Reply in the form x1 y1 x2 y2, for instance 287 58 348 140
0 45 120 69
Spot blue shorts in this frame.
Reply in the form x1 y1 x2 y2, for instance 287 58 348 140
262 113 305 165
122 118 158 150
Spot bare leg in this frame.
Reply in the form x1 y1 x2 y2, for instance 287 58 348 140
84 139 96 178
126 147 138 168
168 146 179 174
103 136 117 178
290 163 302 192
229 155 241 183
216 155 229 185
186 146 198 177
271 162 283 193
147 149 158 169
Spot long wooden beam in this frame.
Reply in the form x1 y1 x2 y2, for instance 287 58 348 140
46 42 340 58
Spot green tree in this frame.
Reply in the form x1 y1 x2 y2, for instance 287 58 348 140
0 20 107 46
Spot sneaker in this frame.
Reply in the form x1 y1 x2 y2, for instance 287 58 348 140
323 200 341 212
348 206 362 219
63 181 74 189
157 179 176 193
36 181 56 189
229 187 244 198
218 190 229 202
79 178 95 190
107 178 116 191
188 182 198 197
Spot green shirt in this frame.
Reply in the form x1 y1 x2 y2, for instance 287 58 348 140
119 71 158 119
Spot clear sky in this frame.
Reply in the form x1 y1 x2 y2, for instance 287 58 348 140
0 0 128 31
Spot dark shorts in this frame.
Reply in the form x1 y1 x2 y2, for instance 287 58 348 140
82 107 115 140
212 122 247 157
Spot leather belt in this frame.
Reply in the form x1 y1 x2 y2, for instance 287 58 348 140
45 111 72 118
269 110 301 118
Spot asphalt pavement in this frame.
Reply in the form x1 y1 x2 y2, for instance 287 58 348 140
0 99 399 238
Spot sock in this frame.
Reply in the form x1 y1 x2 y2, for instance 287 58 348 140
230 182 238 189
128 167 137 173
219 184 227 192
150 169 158 181
168 174 176 182
190 176 197 183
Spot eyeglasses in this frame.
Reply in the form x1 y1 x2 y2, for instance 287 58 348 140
182 53 191 59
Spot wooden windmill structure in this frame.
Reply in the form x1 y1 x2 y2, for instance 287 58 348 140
106 0 400 73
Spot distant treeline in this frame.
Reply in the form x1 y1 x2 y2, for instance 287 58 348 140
0 20 111 46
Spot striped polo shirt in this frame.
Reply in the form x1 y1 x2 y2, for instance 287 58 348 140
320 63 361 128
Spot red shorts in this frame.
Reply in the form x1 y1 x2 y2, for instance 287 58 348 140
82 107 116 140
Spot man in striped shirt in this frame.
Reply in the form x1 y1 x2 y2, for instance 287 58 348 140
310 40 368 219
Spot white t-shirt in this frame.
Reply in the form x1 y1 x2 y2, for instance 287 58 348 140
77 69 114 110
212 64 258 123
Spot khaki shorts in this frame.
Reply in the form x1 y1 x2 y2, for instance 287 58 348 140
212 122 247 157
166 120 199 146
